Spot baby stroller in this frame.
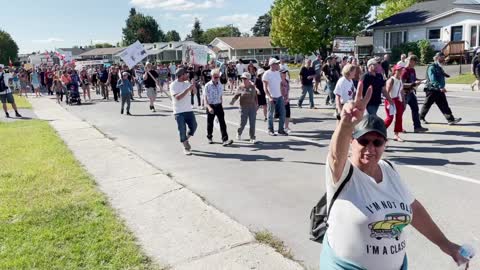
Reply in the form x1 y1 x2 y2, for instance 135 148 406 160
66 83 81 105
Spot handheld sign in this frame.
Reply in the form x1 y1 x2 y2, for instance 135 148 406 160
119 41 148 69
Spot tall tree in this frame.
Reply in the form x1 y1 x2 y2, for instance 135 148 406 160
166 30 181 42
251 13 272 37
271 0 382 55
187 18 204 44
94 43 114 48
202 25 241 44
377 0 421 21
0 29 19 64
122 8 166 45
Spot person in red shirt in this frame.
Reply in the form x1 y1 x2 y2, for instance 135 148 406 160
400 55 428 133
45 68 54 95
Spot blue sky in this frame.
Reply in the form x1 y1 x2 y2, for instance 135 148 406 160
2 0 272 54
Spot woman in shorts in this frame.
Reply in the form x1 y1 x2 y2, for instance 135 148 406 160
19 70 30 98
52 78 64 104
227 62 237 92
80 68 91 101
31 68 41 97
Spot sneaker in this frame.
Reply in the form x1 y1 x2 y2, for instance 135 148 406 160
420 118 429 125
268 130 276 136
222 139 233 146
314 91 320 95
264 117 267 122
15 112 22 118
448 118 462 125
184 140 192 151
297 104 302 108
278 130 289 136
149 105 153 110
121 109 124 114
208 138 214 144
5 112 10 118
126 111 132 116
285 128 291 134
250 139 256 144
414 127 429 133
236 134 242 141
183 148 192 155
152 107 156 112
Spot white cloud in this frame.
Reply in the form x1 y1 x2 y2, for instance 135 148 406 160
217 14 258 33
32 38 64 43
130 0 224 11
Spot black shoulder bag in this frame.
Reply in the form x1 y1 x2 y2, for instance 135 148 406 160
309 164 353 243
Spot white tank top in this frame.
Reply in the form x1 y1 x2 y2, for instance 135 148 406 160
389 77 403 99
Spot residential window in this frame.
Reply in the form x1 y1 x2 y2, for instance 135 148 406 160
428 28 441 40
471 26 478 47
385 31 407 50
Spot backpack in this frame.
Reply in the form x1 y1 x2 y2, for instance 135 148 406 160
309 160 394 243
0 74 7 92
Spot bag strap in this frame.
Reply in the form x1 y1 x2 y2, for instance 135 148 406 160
326 164 354 217
383 159 395 170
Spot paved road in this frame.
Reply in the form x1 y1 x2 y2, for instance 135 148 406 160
58 84 480 270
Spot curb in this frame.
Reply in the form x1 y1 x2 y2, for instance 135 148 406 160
29 97 305 270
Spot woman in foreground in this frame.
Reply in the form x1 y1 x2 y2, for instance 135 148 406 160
321 87 469 269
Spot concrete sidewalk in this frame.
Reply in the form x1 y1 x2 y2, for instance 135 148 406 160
29 97 304 270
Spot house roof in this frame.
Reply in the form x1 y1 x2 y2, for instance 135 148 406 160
78 47 125 57
212 37 279 50
369 0 480 29
58 47 93 56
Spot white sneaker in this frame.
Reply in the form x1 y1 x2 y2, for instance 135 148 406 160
285 128 291 134
236 134 241 141
183 148 192 155
250 139 256 144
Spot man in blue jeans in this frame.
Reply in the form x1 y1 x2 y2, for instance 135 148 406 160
298 59 316 109
263 58 288 136
169 68 198 155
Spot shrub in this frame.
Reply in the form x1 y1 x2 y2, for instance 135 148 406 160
417 40 436 65
391 42 420 63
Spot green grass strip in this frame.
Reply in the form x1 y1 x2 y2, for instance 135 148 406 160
7 95 32 110
447 73 476 84
0 120 158 269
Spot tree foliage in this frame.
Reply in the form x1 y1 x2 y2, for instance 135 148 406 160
271 0 382 55
94 43 114 48
377 0 421 21
166 30 181 42
122 8 165 45
186 18 204 44
251 13 272 37
202 25 241 44
0 29 18 64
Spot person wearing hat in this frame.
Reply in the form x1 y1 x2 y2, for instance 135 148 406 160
471 48 480 91
0 65 22 118
230 72 258 143
169 67 198 155
420 52 461 125
143 62 159 112
321 87 468 269
204 68 234 146
262 58 288 136
358 58 393 115
255 68 268 121
117 72 133 115
384 64 406 141
400 55 428 133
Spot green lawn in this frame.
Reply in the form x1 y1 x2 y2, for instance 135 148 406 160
0 120 158 269
289 69 300 81
447 73 476 84
8 95 31 109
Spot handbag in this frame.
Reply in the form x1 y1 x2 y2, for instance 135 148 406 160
309 164 353 243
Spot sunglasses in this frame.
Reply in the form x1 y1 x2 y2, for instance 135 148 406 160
357 138 386 147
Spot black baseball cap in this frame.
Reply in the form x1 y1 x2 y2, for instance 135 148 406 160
352 114 387 139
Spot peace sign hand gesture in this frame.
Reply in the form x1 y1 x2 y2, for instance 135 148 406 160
341 86 372 127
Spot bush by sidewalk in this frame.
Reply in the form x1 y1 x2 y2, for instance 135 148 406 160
0 120 158 269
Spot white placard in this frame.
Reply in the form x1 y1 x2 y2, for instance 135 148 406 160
119 41 148 69
182 44 208 65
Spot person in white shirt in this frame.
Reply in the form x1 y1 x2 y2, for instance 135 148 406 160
334 64 357 120
236 60 245 87
262 58 288 136
204 68 233 146
0 66 22 118
169 68 197 155
397 54 407 68
322 88 468 270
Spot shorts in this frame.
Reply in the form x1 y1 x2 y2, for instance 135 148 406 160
146 87 157 99
0 93 15 104
237 75 242 81
160 79 167 86
275 103 291 118
315 74 321 83
32 83 40 89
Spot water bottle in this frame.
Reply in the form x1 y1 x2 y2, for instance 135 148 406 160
458 244 475 268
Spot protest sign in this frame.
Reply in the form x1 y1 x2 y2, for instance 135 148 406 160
119 41 148 69
182 44 208 65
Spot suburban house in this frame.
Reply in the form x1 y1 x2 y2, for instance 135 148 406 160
355 36 374 60
369 0 480 57
143 41 202 63
78 47 126 63
210 37 290 62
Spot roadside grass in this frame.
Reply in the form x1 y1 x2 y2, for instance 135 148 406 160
7 95 31 109
254 230 294 260
0 120 159 269
447 73 476 84
289 69 300 81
